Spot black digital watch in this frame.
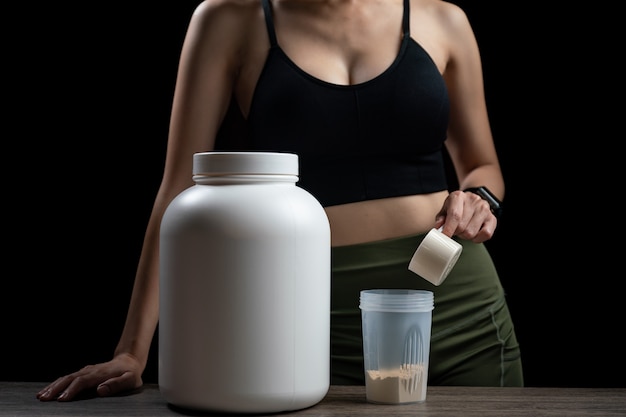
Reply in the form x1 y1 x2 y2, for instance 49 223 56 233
464 186 503 219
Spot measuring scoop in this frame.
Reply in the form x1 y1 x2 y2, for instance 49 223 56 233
408 227 462 286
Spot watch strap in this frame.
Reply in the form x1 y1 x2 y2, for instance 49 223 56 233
464 186 503 219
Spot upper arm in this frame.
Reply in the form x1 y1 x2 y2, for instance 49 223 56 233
162 0 256 192
439 3 502 190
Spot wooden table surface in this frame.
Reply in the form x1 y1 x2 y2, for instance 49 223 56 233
2 381 624 416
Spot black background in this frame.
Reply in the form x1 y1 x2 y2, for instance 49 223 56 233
4 1 622 388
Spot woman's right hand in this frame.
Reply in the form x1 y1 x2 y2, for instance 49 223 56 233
36 353 144 402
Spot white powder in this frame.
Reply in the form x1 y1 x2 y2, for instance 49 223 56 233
365 364 427 404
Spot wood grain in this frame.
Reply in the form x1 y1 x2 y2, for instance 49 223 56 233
2 382 624 416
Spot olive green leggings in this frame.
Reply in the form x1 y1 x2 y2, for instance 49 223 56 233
330 233 524 386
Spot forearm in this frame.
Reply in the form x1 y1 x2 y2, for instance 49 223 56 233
458 163 504 200
113 215 161 369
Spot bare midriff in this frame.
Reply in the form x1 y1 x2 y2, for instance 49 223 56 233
325 191 449 247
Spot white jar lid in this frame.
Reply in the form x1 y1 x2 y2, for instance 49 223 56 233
193 151 299 176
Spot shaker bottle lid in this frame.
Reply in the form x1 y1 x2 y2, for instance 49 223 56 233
193 151 299 176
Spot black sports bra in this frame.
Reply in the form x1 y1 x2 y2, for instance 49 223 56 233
222 0 451 207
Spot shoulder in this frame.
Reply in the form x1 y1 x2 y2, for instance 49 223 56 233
190 0 263 33
430 1 476 55
413 0 472 35
409 0 476 70
184 0 268 67
194 0 261 16
419 1 479 63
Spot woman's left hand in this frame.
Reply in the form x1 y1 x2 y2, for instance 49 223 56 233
434 190 497 243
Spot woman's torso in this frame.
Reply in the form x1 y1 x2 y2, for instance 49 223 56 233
215 0 454 246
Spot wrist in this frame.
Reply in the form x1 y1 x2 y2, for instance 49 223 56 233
463 186 503 219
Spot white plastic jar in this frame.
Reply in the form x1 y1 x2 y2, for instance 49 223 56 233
158 151 331 413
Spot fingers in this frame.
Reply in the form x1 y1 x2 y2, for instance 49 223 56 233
37 367 105 402
439 190 497 243
37 373 91 402
36 361 142 402
37 376 68 401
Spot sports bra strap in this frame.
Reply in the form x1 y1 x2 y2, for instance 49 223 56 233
261 0 278 47
403 0 410 38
